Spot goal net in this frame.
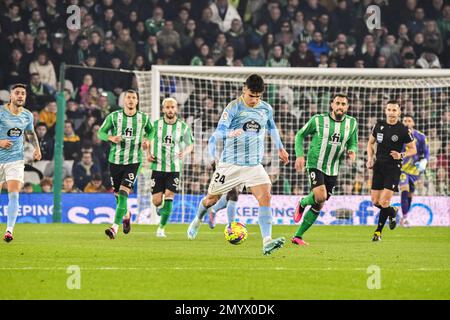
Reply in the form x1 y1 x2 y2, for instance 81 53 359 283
135 67 450 224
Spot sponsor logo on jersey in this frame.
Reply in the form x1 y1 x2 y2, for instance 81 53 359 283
376 133 383 143
123 127 134 139
329 132 341 146
164 135 173 145
391 135 398 142
243 120 261 133
7 127 23 139
380 126 384 130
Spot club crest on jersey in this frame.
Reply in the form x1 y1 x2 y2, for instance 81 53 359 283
377 133 383 143
7 127 23 139
391 135 399 142
243 120 261 133
222 112 228 120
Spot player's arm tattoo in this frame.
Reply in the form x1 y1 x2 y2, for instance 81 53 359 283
25 130 40 148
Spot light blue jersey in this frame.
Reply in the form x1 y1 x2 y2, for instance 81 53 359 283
0 105 34 163
209 96 283 166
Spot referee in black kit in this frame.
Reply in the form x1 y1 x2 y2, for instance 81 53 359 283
367 100 417 241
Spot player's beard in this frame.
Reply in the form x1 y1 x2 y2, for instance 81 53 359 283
333 110 346 121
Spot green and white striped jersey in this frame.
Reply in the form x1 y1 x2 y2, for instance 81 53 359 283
295 113 358 176
150 118 194 172
98 110 153 165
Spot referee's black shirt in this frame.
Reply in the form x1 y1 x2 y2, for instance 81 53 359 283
371 120 414 167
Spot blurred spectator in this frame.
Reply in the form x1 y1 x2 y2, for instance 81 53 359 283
5 48 28 87
190 44 211 66
72 151 101 191
36 122 54 161
29 51 57 91
157 20 181 53
39 100 57 133
198 7 221 46
84 174 107 193
407 7 426 36
416 50 441 68
300 0 328 21
40 177 53 193
63 120 82 161
66 100 86 132
226 18 246 59
28 9 46 37
308 31 330 63
333 41 354 68
62 176 81 193
144 35 160 65
216 44 235 66
243 45 265 67
211 33 228 63
209 0 242 33
180 19 197 49
22 182 34 194
145 6 165 36
291 10 305 40
266 44 290 67
289 41 316 67
423 20 443 54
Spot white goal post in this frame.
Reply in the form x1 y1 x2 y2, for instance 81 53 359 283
134 66 450 224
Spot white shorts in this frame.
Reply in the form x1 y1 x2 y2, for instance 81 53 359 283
207 162 271 196
0 160 25 184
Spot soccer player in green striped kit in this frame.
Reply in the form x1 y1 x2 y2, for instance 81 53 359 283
292 94 358 245
98 90 153 239
148 97 194 238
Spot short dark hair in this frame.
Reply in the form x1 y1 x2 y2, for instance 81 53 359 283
386 100 400 106
36 122 47 128
11 83 27 91
403 114 414 120
245 74 265 93
334 93 348 100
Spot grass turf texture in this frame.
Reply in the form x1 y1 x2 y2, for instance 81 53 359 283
1 224 449 300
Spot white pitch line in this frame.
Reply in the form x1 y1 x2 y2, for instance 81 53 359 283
0 267 449 272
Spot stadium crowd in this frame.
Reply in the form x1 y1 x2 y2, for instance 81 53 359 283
0 0 448 195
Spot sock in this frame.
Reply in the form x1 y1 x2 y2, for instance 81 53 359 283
112 223 119 233
300 192 316 207
196 199 208 220
401 191 410 218
407 196 412 214
258 206 272 242
227 200 237 223
210 194 228 214
6 192 19 234
113 191 128 225
375 207 390 232
294 207 319 238
159 199 173 228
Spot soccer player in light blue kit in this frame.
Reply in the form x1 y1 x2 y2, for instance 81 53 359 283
187 74 290 255
399 115 430 227
1 84 42 242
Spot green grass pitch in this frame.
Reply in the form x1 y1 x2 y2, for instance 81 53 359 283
0 224 449 300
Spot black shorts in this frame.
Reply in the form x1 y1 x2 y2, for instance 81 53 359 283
371 162 401 191
308 168 337 200
150 171 180 194
109 162 140 193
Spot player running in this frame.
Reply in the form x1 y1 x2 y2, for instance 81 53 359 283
148 97 194 238
98 90 153 239
292 94 358 246
399 115 429 227
1 84 42 242
367 101 416 241
187 74 289 256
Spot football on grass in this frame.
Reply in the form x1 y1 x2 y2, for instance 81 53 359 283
224 221 248 245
